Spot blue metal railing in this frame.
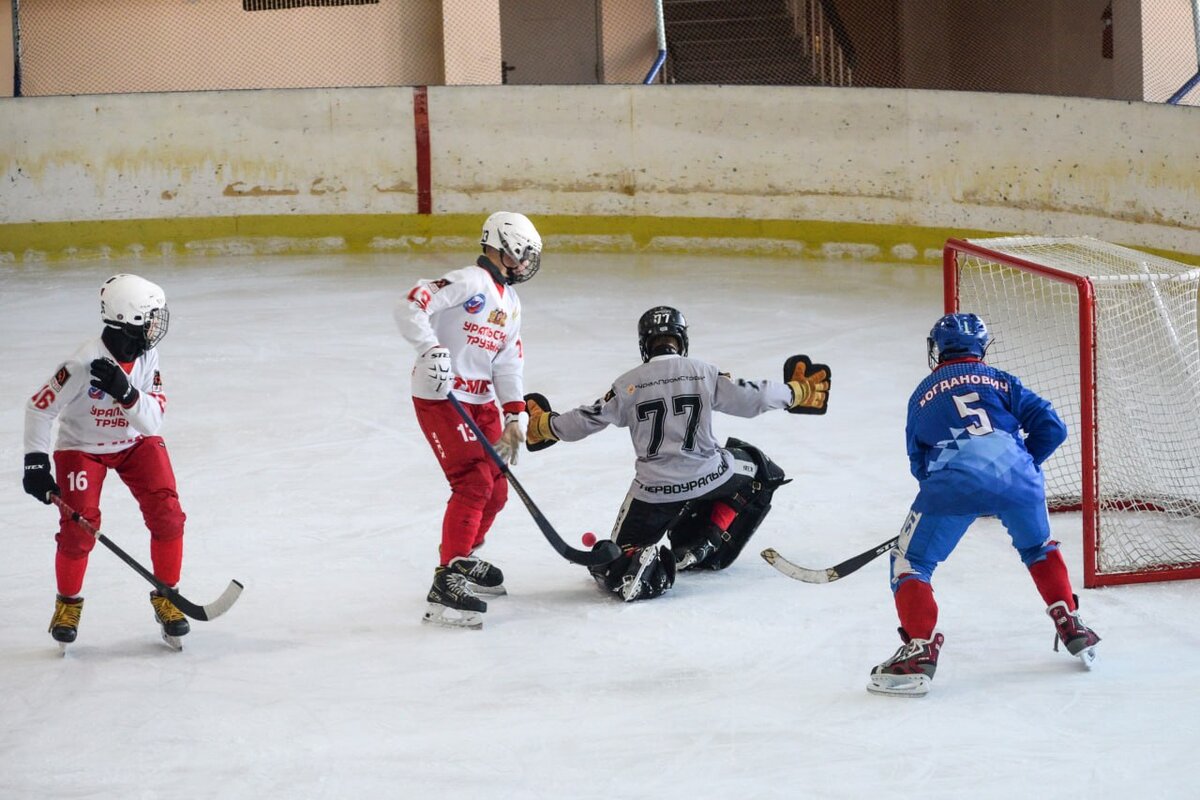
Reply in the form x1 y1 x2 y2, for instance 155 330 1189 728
1167 0 1200 104
642 0 666 84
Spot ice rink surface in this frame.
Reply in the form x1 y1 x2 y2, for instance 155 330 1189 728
2 252 1197 799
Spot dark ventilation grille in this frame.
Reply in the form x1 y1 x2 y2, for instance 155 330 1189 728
243 0 378 10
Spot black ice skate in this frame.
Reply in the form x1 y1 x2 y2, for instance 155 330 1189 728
150 590 191 651
618 545 676 602
423 566 487 630
675 539 718 571
49 594 84 651
868 628 944 697
447 555 506 596
1047 598 1100 668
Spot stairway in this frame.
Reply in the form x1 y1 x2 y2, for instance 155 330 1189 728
663 0 835 86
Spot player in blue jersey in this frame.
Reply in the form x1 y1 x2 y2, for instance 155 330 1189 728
868 313 1100 697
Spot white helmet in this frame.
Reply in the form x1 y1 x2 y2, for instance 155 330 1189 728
480 211 542 284
100 274 169 349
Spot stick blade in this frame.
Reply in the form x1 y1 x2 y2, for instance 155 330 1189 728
171 579 244 621
760 548 839 583
567 539 622 567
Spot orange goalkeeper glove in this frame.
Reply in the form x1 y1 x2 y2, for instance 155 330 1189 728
784 355 831 415
524 392 560 451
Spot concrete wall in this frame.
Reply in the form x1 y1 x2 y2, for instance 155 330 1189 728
1 85 1198 263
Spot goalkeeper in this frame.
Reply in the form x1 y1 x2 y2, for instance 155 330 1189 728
523 305 830 602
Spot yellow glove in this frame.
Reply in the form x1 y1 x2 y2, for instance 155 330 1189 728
524 392 560 451
784 355 831 415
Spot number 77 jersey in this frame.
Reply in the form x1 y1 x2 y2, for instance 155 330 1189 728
550 353 794 503
905 357 1067 511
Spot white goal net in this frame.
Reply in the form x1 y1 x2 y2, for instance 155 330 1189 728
946 235 1200 586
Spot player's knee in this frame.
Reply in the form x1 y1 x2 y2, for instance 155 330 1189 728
143 494 186 541
487 477 508 509
56 521 98 560
448 475 495 508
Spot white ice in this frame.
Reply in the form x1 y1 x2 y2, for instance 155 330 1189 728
2 253 1197 799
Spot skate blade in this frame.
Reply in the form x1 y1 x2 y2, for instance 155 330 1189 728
58 642 70 657
421 603 483 630
619 547 660 601
1076 645 1097 670
470 584 507 597
867 673 931 697
161 632 184 651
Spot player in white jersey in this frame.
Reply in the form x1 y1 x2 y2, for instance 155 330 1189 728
23 274 190 646
396 211 542 628
525 305 831 601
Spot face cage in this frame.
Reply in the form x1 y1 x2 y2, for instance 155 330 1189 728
503 246 541 284
144 306 170 349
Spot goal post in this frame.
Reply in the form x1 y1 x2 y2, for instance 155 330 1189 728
943 235 1200 587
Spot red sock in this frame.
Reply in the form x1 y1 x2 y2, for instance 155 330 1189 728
894 579 938 640
709 501 737 532
150 536 184 587
55 551 89 597
1029 549 1075 610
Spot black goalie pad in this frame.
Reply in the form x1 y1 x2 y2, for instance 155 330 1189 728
589 545 676 602
667 438 791 571
784 354 831 415
523 392 558 452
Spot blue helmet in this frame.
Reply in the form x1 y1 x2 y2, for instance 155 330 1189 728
928 313 990 368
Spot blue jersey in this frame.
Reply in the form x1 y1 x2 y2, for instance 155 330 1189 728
906 357 1066 515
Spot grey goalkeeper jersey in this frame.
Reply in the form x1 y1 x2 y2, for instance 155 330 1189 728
551 354 793 502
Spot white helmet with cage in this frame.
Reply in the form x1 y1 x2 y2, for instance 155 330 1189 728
100 273 170 350
480 211 542 284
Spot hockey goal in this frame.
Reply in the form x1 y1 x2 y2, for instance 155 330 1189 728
944 235 1200 587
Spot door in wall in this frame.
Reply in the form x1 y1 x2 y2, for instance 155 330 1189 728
500 0 600 84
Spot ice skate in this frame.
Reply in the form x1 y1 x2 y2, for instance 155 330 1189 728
618 546 676 602
447 555 506 596
868 629 944 697
1047 599 1100 668
150 590 190 651
675 539 717 571
49 594 84 652
423 566 486 630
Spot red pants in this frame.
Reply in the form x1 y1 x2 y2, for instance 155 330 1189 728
53 436 185 596
413 397 507 565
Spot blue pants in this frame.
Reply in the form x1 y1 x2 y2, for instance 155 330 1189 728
889 502 1056 590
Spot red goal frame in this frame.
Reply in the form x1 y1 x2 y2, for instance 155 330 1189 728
944 237 1200 587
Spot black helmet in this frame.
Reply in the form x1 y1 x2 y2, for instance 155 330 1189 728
638 305 689 362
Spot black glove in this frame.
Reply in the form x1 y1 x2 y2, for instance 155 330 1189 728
90 358 138 405
23 452 59 505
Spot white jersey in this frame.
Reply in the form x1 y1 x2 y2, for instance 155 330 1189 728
24 337 168 455
551 354 793 502
395 258 524 407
